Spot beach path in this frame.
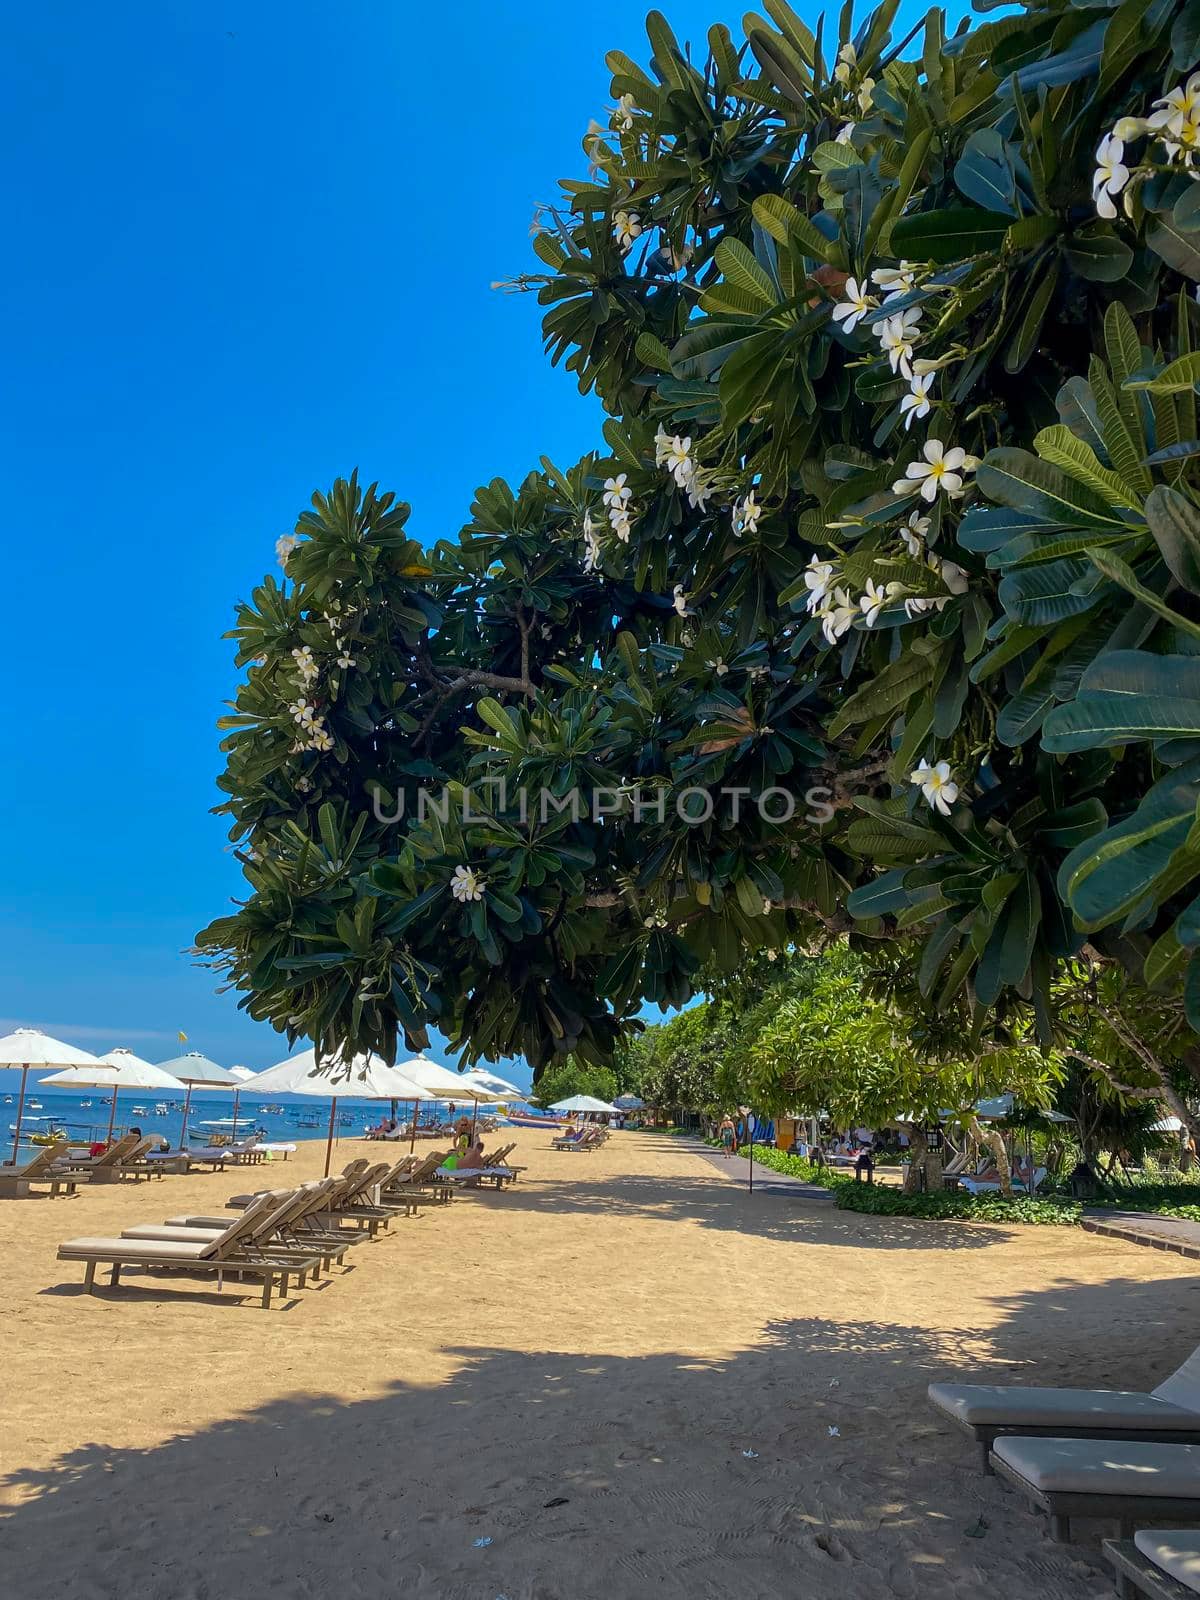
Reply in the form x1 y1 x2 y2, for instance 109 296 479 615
1 1128 1196 1599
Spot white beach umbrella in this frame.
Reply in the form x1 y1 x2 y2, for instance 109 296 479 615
550 1094 619 1114
459 1067 524 1099
40 1047 189 1144
155 1051 239 1145
399 1055 506 1141
237 1048 437 1175
0 1028 104 1164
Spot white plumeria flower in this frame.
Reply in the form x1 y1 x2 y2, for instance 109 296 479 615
289 699 317 726
940 559 970 596
665 435 694 486
831 276 877 334
857 77 875 113
909 758 959 816
653 425 673 467
610 509 633 543
336 652 356 670
610 92 636 131
450 864 486 903
276 534 299 567
1092 133 1129 219
901 510 930 557
836 121 857 145
900 371 935 430
803 557 837 613
613 210 643 251
733 490 762 535
672 583 689 617
603 473 631 509
685 472 713 512
904 594 937 619
1150 73 1200 138
292 644 317 674
878 307 922 377
1161 117 1200 168
833 42 856 83
859 579 902 627
901 438 970 503
707 657 729 676
871 261 919 302
820 588 858 644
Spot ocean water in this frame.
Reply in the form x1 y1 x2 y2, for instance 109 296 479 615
3 1087 500 1161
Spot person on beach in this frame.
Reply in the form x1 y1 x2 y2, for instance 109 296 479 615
718 1115 736 1157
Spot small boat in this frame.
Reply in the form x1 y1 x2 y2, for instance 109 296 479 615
153 1103 172 1116
78 1099 93 1108
28 1101 43 1111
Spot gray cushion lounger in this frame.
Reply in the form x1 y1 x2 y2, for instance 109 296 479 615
990 1435 1200 1543
1105 1532 1200 1599
928 1346 1200 1471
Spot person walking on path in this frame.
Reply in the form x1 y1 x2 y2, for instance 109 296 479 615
718 1115 736 1158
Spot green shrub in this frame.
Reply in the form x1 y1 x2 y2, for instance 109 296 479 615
835 1184 1081 1225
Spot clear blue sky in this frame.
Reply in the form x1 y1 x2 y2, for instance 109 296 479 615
0 0 959 1086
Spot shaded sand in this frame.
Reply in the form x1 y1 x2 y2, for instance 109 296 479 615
2 1129 1197 1599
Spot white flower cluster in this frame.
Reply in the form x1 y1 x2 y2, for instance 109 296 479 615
1094 72 1200 217
603 473 635 542
832 269 939 426
276 534 299 569
292 644 317 684
832 42 875 142
910 758 958 815
450 864 486 903
582 510 602 572
288 697 334 754
610 92 636 132
655 427 713 511
642 912 669 929
732 489 762 536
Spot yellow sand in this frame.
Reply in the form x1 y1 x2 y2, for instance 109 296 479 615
1 1128 1196 1599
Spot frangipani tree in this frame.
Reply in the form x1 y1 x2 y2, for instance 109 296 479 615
199 0 1200 1081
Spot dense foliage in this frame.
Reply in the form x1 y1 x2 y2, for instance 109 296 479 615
198 0 1200 1080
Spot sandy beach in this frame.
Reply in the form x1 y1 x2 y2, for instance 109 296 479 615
1 1128 1196 1599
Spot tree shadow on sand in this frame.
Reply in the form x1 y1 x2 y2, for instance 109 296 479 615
3 1273 1197 1600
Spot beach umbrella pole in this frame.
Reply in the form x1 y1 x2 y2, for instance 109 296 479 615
106 1087 119 1143
324 1097 337 1177
749 1118 755 1194
409 1099 417 1152
9 1063 29 1164
180 1083 193 1148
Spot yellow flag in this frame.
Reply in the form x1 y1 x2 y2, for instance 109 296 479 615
177 1030 188 1045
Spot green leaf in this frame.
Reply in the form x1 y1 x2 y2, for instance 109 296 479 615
713 238 776 306
978 447 1132 531
1042 651 1200 751
1064 227 1135 283
1032 423 1145 512
890 207 1012 265
998 558 1099 626
1148 216 1200 281
1145 485 1200 591
1125 352 1200 395
751 194 842 265
1085 547 1200 644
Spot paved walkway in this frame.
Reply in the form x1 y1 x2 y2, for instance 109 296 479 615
682 1138 834 1201
1082 1208 1200 1260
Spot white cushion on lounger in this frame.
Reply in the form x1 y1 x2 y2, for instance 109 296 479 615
121 1225 226 1242
1135 1531 1200 1594
929 1382 1200 1430
993 1436 1200 1497
58 1237 215 1262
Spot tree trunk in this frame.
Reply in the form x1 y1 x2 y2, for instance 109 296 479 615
903 1127 928 1194
966 1113 1012 1197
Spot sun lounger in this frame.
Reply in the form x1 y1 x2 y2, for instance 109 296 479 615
52 1131 141 1183
928 1345 1200 1472
989 1436 1200 1542
125 1186 352 1276
957 1164 1047 1195
0 1139 83 1198
1105 1531 1200 1598
57 1192 320 1307
383 1151 455 1203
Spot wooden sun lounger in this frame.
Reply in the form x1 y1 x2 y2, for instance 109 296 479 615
52 1131 142 1183
0 1139 83 1198
989 1435 1200 1543
126 1186 352 1277
928 1345 1200 1472
57 1192 320 1307
1105 1532 1200 1599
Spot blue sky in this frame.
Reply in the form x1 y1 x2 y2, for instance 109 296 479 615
0 0 959 1088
